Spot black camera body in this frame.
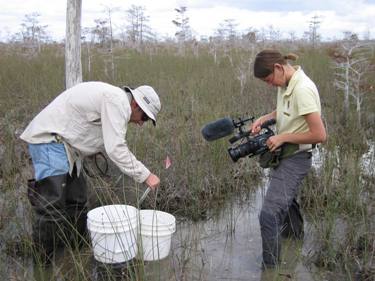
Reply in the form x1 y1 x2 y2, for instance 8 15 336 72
227 117 276 162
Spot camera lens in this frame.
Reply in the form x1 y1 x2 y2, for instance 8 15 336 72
228 147 240 162
228 140 259 162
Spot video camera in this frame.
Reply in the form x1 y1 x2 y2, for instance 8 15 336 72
201 116 276 162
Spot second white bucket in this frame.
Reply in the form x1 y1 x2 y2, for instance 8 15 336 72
87 204 138 264
139 209 176 261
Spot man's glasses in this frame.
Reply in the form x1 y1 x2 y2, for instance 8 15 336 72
142 112 150 122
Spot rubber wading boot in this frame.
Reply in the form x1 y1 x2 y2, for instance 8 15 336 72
65 172 88 250
32 216 65 265
65 205 88 250
27 174 68 266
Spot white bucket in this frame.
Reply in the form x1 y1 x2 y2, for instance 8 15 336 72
87 205 138 264
139 210 176 261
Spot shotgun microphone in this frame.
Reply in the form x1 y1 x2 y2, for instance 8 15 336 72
201 117 235 141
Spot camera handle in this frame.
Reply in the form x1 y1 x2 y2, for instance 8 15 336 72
229 116 254 144
232 116 254 129
229 118 275 144
261 118 276 128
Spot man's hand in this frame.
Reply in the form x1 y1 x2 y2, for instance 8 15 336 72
145 173 160 190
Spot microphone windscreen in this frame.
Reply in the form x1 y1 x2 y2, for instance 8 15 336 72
201 117 234 141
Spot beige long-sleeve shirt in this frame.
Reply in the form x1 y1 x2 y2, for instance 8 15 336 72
20 81 151 183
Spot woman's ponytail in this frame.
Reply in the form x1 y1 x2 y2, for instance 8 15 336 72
284 53 298 61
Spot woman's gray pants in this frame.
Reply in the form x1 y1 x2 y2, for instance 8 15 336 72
259 151 312 267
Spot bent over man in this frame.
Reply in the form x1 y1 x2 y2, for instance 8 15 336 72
20 81 161 264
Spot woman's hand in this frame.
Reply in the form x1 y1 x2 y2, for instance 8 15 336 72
251 118 263 135
266 135 285 152
251 111 276 135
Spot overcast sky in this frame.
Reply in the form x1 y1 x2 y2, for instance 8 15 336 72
1 0 375 41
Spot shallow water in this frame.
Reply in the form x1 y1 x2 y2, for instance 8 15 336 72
361 141 375 177
6 148 368 280
87 185 318 281
161 187 317 281
4 185 320 281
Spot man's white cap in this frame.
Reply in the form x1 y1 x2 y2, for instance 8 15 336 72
123 85 161 125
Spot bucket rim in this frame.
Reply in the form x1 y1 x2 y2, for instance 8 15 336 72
139 209 176 226
88 204 138 223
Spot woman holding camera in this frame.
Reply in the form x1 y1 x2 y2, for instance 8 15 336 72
251 49 326 268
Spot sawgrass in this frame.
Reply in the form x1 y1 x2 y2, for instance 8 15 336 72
0 42 374 280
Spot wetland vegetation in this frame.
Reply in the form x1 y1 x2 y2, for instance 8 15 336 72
0 37 374 280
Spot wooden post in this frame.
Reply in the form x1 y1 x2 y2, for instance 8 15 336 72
65 0 82 89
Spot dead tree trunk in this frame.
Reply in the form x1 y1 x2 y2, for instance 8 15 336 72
334 42 373 127
65 0 82 89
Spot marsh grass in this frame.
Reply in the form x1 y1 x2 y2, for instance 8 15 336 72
302 144 375 279
0 42 374 280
